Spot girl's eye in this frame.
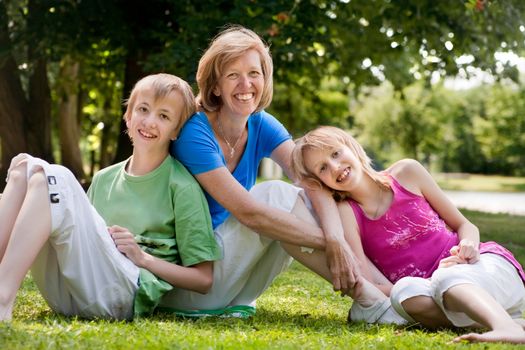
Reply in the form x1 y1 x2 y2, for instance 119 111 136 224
319 165 326 173
332 150 339 158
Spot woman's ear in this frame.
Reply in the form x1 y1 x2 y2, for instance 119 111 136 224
212 85 220 97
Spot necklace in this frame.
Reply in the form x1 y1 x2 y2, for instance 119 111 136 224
216 115 244 160
372 186 384 219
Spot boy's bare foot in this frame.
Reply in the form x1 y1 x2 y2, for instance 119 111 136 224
454 326 525 344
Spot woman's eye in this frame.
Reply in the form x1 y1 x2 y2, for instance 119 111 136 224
227 72 239 79
249 71 261 78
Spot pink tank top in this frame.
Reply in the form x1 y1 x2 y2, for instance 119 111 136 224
348 176 525 284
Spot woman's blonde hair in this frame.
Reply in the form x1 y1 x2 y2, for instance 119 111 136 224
196 25 273 112
124 73 196 137
291 126 391 201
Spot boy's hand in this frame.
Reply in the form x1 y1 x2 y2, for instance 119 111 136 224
108 225 147 267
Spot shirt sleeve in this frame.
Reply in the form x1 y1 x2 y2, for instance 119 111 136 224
173 181 222 266
257 111 291 158
170 114 224 175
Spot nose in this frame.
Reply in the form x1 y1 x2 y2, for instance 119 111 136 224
327 158 339 172
142 113 157 128
239 74 251 88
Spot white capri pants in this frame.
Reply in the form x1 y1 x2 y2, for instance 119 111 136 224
390 253 525 327
159 180 301 310
24 156 139 320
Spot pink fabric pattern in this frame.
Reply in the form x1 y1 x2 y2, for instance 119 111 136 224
347 176 525 284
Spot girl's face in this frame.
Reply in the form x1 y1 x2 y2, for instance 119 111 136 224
303 144 364 192
126 88 183 154
213 49 264 119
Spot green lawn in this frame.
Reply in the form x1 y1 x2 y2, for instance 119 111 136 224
434 173 525 192
1 209 524 349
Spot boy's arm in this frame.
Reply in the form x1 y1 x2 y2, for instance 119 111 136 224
337 202 393 295
393 159 480 264
109 225 214 294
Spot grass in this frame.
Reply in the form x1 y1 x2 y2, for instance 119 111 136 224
434 173 525 192
1 210 524 349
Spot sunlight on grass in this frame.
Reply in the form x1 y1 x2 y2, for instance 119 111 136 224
1 210 524 349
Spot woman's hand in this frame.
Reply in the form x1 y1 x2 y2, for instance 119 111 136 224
108 225 148 267
325 239 360 295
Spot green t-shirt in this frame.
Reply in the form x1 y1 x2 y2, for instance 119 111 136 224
87 156 221 316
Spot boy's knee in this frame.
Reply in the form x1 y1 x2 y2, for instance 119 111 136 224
27 168 48 190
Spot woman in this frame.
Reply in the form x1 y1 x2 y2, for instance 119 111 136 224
167 25 400 322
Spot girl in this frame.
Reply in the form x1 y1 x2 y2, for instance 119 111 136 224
291 126 525 344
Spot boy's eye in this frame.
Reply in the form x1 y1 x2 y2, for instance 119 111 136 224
137 106 148 113
160 113 170 120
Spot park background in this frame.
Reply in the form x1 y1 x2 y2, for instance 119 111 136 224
1 0 525 349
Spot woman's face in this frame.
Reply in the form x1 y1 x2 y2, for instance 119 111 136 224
214 49 264 119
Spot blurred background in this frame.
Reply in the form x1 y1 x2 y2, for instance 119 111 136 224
1 0 525 193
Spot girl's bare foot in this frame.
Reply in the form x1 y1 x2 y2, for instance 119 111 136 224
454 326 525 344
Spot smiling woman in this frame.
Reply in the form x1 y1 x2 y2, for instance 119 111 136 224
167 25 404 324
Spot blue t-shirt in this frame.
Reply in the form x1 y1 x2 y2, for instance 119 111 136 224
170 110 290 229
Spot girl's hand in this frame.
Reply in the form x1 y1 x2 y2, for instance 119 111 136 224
453 239 480 264
108 225 148 267
438 254 468 268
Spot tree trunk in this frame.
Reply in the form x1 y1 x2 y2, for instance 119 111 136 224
0 2 28 190
57 57 85 180
113 56 145 163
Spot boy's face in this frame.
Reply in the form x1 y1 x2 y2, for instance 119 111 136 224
126 88 184 154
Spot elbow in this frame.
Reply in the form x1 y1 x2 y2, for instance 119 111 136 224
196 274 214 294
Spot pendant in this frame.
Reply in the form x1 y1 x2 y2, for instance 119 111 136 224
230 148 235 159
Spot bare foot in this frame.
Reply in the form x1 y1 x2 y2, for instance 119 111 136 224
454 326 525 344
0 304 13 322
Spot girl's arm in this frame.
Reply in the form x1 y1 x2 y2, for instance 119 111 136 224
109 226 213 294
392 159 480 263
337 201 393 295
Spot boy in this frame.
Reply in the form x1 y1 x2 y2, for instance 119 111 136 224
0 73 221 320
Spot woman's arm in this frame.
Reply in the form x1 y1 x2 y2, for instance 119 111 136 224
195 167 326 249
392 159 480 263
273 140 361 291
109 225 213 294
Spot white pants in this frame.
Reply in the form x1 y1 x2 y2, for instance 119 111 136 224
25 156 139 320
159 180 300 310
390 253 525 327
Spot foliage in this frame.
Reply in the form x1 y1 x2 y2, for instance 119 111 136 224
1 209 523 349
1 0 525 187
352 79 525 176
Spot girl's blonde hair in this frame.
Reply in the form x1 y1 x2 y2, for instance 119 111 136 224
124 73 196 137
291 126 391 201
196 25 273 112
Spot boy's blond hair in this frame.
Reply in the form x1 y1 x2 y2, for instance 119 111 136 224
124 73 196 137
291 126 391 201
196 25 273 113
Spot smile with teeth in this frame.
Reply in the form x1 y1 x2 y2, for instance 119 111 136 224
235 93 254 101
138 129 156 139
337 168 350 183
